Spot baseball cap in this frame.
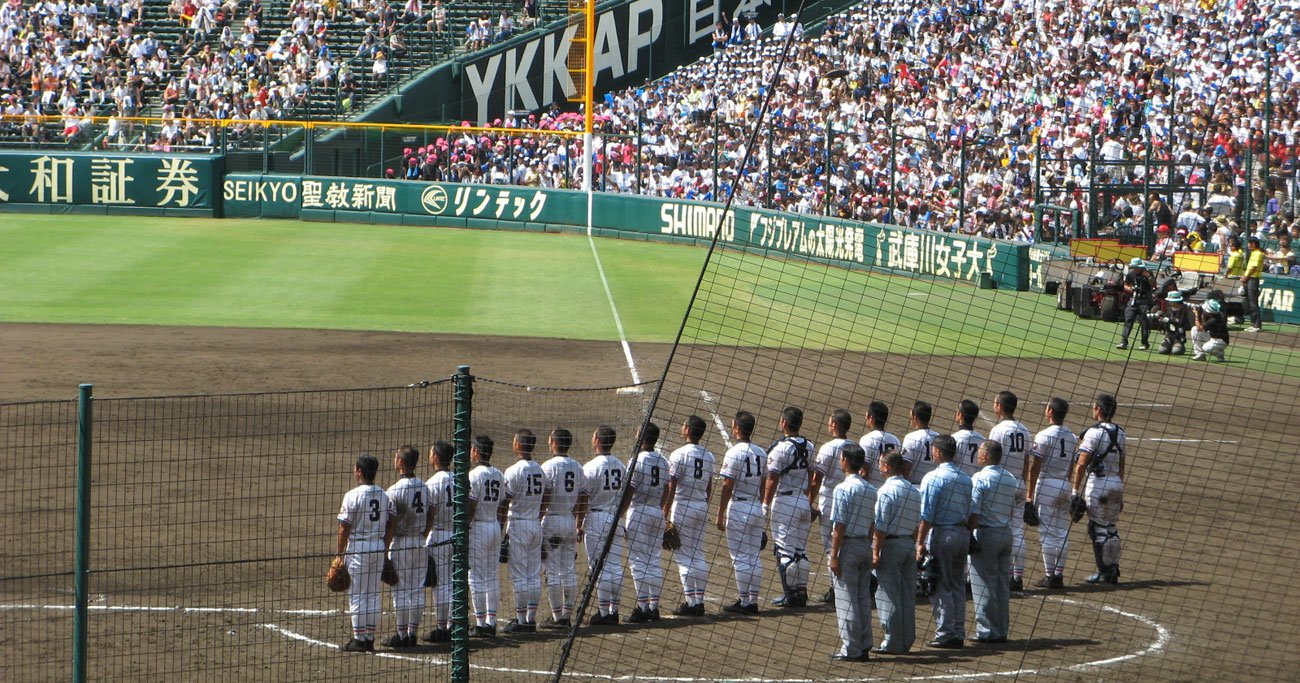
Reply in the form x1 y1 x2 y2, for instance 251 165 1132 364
1129 258 1144 267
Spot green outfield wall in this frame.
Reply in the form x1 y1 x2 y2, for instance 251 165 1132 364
223 173 1027 290
0 151 223 216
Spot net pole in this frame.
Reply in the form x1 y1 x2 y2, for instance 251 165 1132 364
73 383 93 683
451 366 474 683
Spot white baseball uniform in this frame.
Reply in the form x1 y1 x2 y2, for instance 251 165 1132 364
625 449 669 612
901 428 939 484
468 463 504 626
1079 421 1126 576
667 442 716 609
338 483 395 643
768 436 814 598
386 474 429 638
1030 424 1077 578
952 427 986 478
988 418 1033 579
583 453 627 616
813 437 852 558
502 458 545 625
425 469 454 630
541 454 587 621
719 440 766 606
859 429 901 487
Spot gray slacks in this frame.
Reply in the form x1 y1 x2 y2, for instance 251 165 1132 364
875 536 916 653
929 526 969 641
971 526 1012 641
832 536 873 657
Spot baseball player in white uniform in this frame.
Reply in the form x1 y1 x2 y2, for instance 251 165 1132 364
336 454 395 653
715 410 766 614
810 409 853 604
581 425 627 625
952 400 986 478
1026 398 1077 588
540 428 587 628
1072 393 1127 585
423 441 455 643
987 391 1033 591
467 435 506 636
500 429 545 634
382 445 434 648
858 401 901 488
625 422 669 623
901 401 939 485
663 415 716 616
762 406 815 608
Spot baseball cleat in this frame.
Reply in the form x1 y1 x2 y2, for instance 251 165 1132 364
341 638 371 653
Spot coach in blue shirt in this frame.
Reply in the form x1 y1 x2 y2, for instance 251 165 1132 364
970 440 1019 643
914 434 972 648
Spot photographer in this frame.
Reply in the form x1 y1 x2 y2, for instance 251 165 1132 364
1116 259 1157 351
1191 292 1230 362
1156 291 1194 356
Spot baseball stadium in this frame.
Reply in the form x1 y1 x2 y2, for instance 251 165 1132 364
2 0 1299 681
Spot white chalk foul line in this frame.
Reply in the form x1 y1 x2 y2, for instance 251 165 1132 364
587 224 641 386
252 594 1169 682
699 390 734 450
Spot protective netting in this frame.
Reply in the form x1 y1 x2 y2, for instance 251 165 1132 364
0 384 457 682
553 11 1300 683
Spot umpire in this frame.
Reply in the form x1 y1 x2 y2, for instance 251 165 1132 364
969 441 1018 644
915 435 972 649
1116 258 1157 351
872 451 921 654
828 443 876 662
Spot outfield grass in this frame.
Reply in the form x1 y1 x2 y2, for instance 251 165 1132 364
1 214 1295 369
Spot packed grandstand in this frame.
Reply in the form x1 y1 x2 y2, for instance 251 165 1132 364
1 0 1296 245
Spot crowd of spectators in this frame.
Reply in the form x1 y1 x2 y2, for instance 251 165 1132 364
0 0 520 150
390 0 1298 249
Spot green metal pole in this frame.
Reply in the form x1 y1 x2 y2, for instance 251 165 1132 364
1088 128 1097 237
958 137 967 233
824 117 832 216
450 366 473 683
73 383 93 683
1143 128 1153 251
1263 46 1272 207
889 126 897 220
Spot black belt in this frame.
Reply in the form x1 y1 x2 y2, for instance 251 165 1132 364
589 507 608 512
885 534 910 540
733 496 750 502
777 490 795 496
977 525 1007 530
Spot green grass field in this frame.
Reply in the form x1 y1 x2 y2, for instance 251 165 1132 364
1 214 1295 369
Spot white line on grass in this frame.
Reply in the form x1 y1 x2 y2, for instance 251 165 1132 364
699 390 733 449
587 225 641 386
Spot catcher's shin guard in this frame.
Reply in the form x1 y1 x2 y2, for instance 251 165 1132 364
1088 522 1106 571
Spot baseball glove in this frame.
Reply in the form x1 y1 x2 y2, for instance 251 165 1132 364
499 534 510 564
381 557 399 586
1069 493 1088 523
1023 501 1041 527
662 522 682 551
325 557 350 593
759 531 769 551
